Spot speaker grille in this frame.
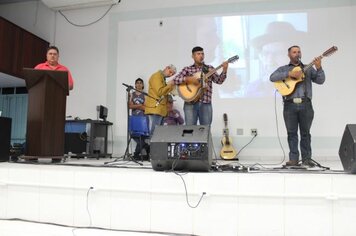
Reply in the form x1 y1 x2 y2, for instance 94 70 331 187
339 124 356 173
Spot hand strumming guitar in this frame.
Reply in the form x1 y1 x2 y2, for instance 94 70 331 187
185 76 201 85
288 69 303 80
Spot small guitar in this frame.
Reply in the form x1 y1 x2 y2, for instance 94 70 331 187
220 113 238 160
274 46 338 96
177 55 239 102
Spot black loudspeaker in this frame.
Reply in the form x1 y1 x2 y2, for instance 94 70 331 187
64 132 87 154
150 125 212 172
339 124 356 174
0 117 12 162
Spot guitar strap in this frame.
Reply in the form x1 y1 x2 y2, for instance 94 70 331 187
300 62 307 98
202 64 209 74
303 79 307 98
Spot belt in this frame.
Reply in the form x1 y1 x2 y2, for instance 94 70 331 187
284 97 311 104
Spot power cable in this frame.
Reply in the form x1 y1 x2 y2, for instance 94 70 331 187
58 1 121 27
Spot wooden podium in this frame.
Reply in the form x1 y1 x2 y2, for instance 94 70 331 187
22 68 69 158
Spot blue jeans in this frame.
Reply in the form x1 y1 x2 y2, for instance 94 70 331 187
184 102 212 125
283 100 314 161
148 114 163 136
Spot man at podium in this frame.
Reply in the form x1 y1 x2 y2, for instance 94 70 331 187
35 46 74 90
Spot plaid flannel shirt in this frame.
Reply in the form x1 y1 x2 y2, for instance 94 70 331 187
173 64 226 103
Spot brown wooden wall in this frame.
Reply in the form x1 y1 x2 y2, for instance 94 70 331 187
0 16 49 78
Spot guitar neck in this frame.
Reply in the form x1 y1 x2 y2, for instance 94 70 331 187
223 128 229 139
202 55 238 79
223 122 229 137
205 63 224 78
303 54 324 71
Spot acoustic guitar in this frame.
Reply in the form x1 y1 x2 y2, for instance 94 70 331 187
220 113 238 160
274 46 338 96
177 55 239 102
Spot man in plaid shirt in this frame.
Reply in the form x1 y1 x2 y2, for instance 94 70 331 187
172 46 229 125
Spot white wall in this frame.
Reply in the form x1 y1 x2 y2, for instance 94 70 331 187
1 0 355 160
54 7 109 121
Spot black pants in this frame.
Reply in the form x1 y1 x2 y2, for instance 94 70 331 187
133 136 148 156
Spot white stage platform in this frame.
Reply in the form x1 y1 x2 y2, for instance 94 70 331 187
0 158 356 236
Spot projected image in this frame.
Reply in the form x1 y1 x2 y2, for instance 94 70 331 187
195 13 308 98
117 12 308 101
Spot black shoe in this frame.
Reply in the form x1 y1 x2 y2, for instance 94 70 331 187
133 153 139 160
144 144 150 154
302 159 316 168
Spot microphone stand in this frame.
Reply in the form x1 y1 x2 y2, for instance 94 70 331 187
122 83 159 103
105 83 162 166
105 84 143 165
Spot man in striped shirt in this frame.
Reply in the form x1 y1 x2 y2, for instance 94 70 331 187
172 46 229 125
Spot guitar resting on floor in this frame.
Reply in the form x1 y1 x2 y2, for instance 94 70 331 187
220 113 238 160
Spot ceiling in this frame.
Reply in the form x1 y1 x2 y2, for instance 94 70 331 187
0 73 25 88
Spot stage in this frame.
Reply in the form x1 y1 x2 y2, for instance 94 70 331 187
0 157 355 236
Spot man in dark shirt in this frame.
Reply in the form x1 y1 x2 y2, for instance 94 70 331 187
270 45 325 167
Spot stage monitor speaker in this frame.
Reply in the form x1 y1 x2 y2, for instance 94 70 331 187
0 117 12 162
150 125 212 172
339 124 356 174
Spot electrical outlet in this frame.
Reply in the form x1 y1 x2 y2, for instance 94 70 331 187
236 128 244 135
251 128 258 136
